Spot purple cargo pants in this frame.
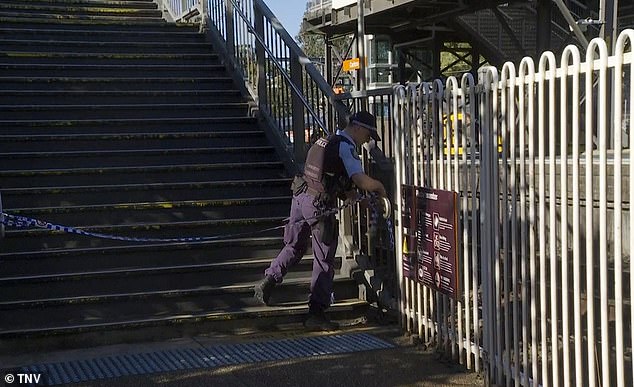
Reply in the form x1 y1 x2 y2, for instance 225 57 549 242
264 192 337 311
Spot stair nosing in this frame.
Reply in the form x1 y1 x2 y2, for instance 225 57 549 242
0 299 366 337
0 52 217 58
0 64 224 69
0 90 240 95
0 276 353 308
0 39 208 47
0 236 284 259
0 257 284 284
0 161 283 176
0 116 257 126
0 103 249 111
1 145 274 158
0 27 199 36
4 178 291 194
0 130 263 140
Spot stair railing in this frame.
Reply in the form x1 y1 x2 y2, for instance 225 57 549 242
160 0 205 22
204 0 349 164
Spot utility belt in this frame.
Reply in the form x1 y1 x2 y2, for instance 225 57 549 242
290 175 334 205
290 174 337 245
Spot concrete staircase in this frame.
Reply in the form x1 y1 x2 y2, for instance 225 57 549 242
0 0 366 352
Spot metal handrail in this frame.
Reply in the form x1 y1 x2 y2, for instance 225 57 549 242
228 0 332 134
254 0 349 124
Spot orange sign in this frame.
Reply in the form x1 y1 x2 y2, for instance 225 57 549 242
343 57 360 71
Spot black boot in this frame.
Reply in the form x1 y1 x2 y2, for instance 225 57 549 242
253 275 276 305
303 308 339 331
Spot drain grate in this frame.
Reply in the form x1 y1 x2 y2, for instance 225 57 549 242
19 333 394 385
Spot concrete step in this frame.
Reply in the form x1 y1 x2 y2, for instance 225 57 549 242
0 11 165 23
0 89 244 105
0 63 227 78
1 0 157 9
0 26 202 42
0 117 259 135
0 19 197 32
0 52 218 65
1 233 283 261
3 178 292 208
0 144 279 169
0 39 211 54
0 131 267 152
0 4 161 18
0 161 287 187
0 103 250 120
0 258 335 304
0 77 233 90
0 295 366 339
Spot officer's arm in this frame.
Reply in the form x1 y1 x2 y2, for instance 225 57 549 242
351 173 387 197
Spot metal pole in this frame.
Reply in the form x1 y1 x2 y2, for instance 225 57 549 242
326 35 335 129
552 0 589 49
254 5 267 111
357 0 367 110
225 0 235 59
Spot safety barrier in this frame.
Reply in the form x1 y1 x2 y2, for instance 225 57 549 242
393 30 633 386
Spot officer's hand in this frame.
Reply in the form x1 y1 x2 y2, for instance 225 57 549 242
376 185 387 198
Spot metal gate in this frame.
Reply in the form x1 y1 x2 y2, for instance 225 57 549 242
393 30 633 387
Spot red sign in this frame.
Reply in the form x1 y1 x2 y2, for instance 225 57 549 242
401 185 460 298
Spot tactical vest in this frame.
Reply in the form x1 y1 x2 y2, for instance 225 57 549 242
303 134 356 201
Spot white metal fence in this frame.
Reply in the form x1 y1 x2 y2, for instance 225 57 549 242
393 30 633 387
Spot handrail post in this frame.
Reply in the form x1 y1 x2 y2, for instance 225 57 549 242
225 0 235 59
200 0 208 18
254 4 266 109
290 51 306 162
325 35 335 130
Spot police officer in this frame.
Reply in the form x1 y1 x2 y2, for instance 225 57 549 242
253 111 387 331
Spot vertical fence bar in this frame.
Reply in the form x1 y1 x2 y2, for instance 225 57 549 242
517 57 534 387
479 66 498 384
537 52 550 387
446 76 458 361
612 31 627 387
559 49 569 387
588 37 610 387
394 86 407 331
254 3 266 112
290 51 304 162
562 44 583 387
466 72 481 373
500 63 512 385
626 30 634 387
546 50 559 387
459 74 471 368
225 0 235 59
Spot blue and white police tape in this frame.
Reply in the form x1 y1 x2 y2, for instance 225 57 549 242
0 212 286 243
0 194 391 244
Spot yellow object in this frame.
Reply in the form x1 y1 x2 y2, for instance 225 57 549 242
343 58 360 72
